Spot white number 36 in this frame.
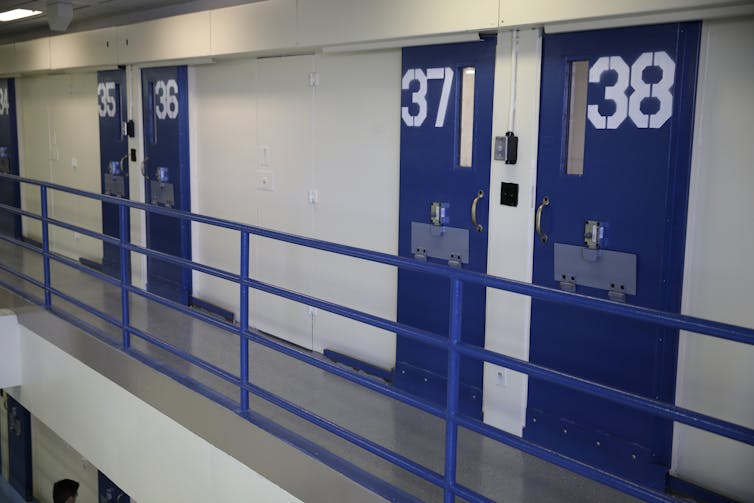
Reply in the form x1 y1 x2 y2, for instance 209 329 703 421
588 51 675 130
154 79 179 120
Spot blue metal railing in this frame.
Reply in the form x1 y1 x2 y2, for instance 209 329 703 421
0 171 753 502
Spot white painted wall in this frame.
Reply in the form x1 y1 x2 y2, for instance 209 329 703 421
190 50 400 367
0 392 8 482
482 28 542 436
0 310 21 388
672 16 754 502
16 73 102 263
7 322 302 503
31 418 100 503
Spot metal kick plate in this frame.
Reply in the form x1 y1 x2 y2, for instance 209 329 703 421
554 243 636 295
149 181 175 207
411 222 469 264
104 174 125 197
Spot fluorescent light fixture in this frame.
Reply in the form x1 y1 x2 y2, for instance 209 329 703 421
0 9 43 22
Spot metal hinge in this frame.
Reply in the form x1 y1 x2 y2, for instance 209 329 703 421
308 72 320 87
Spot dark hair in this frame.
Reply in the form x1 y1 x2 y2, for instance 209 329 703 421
53 479 79 503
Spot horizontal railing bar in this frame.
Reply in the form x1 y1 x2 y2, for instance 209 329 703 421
0 233 44 255
242 379 448 491
457 342 754 447
126 324 243 386
244 277 449 351
0 278 44 305
4 172 753 347
0 201 42 221
126 277 448 418
125 321 449 491
127 232 447 349
0 262 46 289
38 306 422 503
3 171 754 502
456 414 676 503
44 216 121 247
242 326 447 417
125 284 238 334
125 278 449 419
452 484 496 503
124 242 240 284
48 286 122 329
461 269 754 347
47 251 123 289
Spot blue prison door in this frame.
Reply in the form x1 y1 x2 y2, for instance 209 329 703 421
526 23 701 488
98 69 130 279
395 37 496 419
0 78 21 239
6 395 33 501
141 66 192 305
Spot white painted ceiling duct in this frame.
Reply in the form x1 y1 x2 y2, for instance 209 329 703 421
47 0 73 31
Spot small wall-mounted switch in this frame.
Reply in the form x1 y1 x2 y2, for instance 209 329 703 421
71 157 78 170
256 169 275 191
308 189 319 204
494 131 518 164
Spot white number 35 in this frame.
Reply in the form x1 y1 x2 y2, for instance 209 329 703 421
588 51 676 130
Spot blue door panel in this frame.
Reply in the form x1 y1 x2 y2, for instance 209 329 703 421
98 69 130 279
141 66 191 305
6 396 32 501
98 471 130 503
0 78 21 239
395 38 496 419
526 23 701 487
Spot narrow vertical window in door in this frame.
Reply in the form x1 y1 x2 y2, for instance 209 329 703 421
565 60 588 176
459 67 476 168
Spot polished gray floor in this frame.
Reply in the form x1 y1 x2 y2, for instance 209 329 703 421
0 240 640 503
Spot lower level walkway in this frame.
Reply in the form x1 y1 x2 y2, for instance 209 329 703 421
0 239 639 502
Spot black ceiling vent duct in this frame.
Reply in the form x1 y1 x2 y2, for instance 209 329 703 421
47 0 73 32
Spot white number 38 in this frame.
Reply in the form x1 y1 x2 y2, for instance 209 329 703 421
588 51 675 130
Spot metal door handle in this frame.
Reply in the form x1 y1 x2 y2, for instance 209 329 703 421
141 156 149 179
471 190 484 232
535 196 550 243
119 154 129 176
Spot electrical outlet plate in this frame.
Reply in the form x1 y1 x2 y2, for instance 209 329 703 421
256 169 275 191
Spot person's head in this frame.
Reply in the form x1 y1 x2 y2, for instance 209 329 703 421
53 479 79 503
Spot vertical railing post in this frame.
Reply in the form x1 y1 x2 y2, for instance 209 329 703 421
444 277 463 503
119 203 131 349
40 185 51 308
239 231 250 411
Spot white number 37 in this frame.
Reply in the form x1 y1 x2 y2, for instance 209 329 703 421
401 67 454 128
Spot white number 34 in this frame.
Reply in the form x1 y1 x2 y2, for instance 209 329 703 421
588 51 676 130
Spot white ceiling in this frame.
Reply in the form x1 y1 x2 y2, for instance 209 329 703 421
0 0 261 44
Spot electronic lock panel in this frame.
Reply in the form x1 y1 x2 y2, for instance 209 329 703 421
527 23 701 488
0 78 21 239
141 66 192 305
98 69 130 279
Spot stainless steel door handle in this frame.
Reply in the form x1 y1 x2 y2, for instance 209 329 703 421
471 190 484 232
535 196 550 243
141 156 149 178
